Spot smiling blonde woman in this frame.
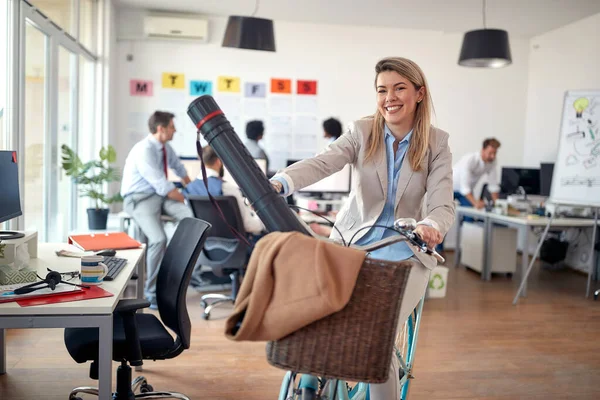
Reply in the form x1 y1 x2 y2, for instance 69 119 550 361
271 56 455 399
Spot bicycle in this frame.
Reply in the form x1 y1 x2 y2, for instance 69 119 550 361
276 217 445 400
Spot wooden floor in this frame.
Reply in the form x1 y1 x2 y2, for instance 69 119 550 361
1 253 600 399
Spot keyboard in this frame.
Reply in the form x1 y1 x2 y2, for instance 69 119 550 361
103 256 128 281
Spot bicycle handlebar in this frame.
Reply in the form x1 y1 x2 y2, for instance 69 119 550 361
345 218 446 264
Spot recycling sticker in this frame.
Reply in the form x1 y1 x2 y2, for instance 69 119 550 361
429 273 445 290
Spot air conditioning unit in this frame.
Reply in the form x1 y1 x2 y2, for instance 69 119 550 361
143 13 209 42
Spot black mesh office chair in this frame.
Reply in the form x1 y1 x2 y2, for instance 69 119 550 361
63 218 212 400
187 195 251 320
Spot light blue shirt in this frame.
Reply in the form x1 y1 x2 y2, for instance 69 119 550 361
272 125 414 262
354 126 413 261
120 135 187 197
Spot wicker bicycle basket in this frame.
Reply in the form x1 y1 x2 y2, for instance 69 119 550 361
265 257 415 383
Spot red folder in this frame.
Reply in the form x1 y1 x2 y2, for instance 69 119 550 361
68 232 142 251
15 285 114 307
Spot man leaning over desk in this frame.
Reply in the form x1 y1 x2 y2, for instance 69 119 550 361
120 110 193 309
453 138 501 209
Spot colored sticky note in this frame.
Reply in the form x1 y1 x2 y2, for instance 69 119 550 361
297 80 317 95
162 73 185 89
130 80 153 96
245 82 266 98
271 78 292 94
190 80 213 96
217 76 241 92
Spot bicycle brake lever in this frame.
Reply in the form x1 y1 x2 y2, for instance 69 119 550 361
406 231 446 263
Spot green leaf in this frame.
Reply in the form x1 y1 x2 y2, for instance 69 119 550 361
61 144 122 206
61 144 84 177
106 145 117 164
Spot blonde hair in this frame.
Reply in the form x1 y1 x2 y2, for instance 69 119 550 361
364 57 433 171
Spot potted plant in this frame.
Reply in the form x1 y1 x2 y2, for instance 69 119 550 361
61 144 123 230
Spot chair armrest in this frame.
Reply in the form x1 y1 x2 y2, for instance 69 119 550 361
115 299 149 366
115 299 151 313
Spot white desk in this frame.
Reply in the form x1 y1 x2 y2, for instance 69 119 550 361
453 206 598 299
0 243 146 400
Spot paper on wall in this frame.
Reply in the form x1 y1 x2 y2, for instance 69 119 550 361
295 96 318 114
244 100 267 118
269 96 293 114
214 95 242 119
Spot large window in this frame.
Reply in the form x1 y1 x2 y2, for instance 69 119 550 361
79 0 96 52
30 0 73 37
0 1 7 149
23 21 48 237
54 46 75 240
4 0 102 241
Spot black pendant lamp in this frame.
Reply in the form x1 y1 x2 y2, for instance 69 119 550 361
222 0 275 52
458 0 511 68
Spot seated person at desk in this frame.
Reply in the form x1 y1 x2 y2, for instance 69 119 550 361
120 110 193 309
323 117 343 145
184 145 266 236
245 120 269 166
453 138 501 209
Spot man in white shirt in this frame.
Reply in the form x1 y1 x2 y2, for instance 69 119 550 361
184 145 265 235
453 138 501 209
120 111 193 309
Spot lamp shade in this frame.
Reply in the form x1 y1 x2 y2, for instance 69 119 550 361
222 16 276 52
458 29 512 68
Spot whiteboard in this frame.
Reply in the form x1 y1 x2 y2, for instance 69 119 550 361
550 90 600 207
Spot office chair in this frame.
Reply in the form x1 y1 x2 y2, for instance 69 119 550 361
63 217 212 400
187 195 251 320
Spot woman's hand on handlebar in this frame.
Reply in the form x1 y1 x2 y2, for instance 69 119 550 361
270 180 283 194
414 225 442 249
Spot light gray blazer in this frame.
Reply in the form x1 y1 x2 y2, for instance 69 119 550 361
275 116 455 270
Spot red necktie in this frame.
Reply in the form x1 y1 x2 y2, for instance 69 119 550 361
162 146 168 177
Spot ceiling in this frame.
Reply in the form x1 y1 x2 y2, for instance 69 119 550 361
114 0 600 38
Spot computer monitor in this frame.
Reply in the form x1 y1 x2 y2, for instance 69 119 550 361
287 159 352 196
540 163 554 197
0 151 24 240
223 158 267 187
168 157 202 183
500 167 541 196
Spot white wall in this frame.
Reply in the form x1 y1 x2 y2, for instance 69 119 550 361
523 13 600 167
113 9 530 176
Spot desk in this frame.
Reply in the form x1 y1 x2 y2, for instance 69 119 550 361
453 206 598 299
0 243 146 400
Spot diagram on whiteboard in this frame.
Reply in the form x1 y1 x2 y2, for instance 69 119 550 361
564 97 599 170
551 90 600 207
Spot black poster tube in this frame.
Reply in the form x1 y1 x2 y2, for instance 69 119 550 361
187 95 310 235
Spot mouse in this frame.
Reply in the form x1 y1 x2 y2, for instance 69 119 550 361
96 249 116 257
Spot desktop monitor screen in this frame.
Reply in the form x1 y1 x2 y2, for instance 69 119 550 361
168 158 202 182
540 163 554 197
287 159 351 195
0 151 22 223
500 167 541 196
223 158 267 187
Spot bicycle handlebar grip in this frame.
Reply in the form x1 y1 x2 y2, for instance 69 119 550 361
187 95 310 235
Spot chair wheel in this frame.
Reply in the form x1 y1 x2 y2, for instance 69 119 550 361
595 293 598 301
140 383 154 393
202 312 210 320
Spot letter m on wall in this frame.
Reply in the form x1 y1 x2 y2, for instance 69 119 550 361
130 80 154 96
